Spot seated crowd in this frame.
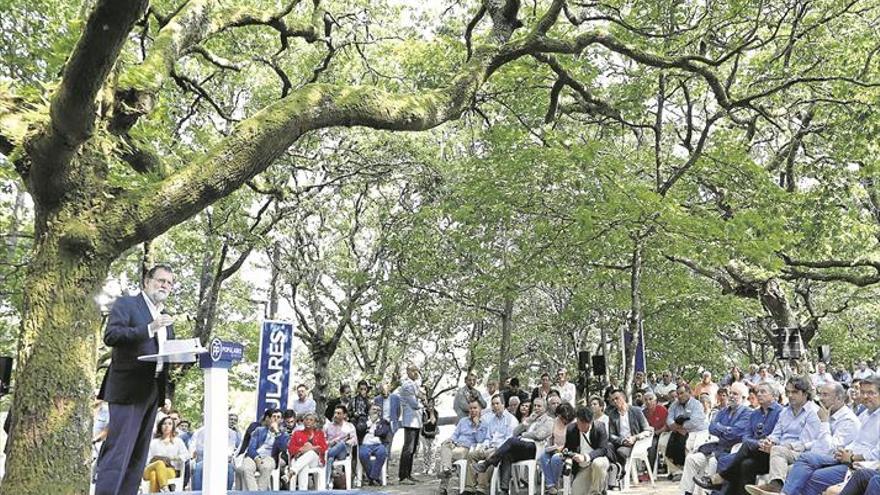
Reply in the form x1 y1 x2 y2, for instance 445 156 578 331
90 359 880 495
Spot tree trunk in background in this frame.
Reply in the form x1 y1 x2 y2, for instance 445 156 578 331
498 295 514 384
623 244 643 402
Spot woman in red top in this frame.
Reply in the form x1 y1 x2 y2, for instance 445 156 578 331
287 413 328 490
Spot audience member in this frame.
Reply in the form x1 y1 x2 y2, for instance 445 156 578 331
665 384 708 479
539 402 576 494
642 391 668 470
236 408 289 491
436 400 486 495
744 375 822 494
655 371 677 401
189 412 241 490
516 400 531 422
323 405 356 486
358 404 391 486
291 384 317 416
351 380 372 443
761 375 880 495
694 381 782 494
142 416 189 493
694 371 720 407
811 363 835 389
421 398 439 476
556 368 577 405
606 389 653 475
324 383 352 421
563 405 612 494
680 382 750 495
454 373 487 419
474 397 553 494
286 412 327 490
502 378 530 408
854 361 875 380
589 395 609 430
373 382 401 447
531 372 557 403
464 394 518 495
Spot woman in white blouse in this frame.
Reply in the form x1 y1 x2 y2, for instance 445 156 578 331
143 416 190 492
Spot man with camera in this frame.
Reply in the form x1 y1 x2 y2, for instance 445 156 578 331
556 405 611 495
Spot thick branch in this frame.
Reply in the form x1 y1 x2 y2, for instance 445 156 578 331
26 0 148 207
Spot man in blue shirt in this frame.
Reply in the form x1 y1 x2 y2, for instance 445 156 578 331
745 375 821 494
680 383 751 495
695 381 783 494
436 400 486 495
772 376 880 495
465 394 518 495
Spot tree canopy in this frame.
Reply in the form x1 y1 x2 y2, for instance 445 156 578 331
2 0 880 491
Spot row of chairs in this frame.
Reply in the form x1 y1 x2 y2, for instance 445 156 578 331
447 436 658 495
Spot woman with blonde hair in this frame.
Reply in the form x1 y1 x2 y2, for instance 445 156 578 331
142 415 189 492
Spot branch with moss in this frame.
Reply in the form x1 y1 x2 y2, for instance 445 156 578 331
24 0 148 208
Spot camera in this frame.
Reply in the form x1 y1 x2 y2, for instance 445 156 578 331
560 449 578 459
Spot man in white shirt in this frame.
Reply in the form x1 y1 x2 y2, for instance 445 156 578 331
854 361 875 380
811 363 835 389
556 368 577 405
290 384 316 416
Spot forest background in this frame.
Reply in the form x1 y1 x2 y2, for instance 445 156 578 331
2 0 880 491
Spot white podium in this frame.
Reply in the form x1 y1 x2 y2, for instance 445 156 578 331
140 338 243 495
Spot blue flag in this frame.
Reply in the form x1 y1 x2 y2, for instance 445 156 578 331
256 320 293 420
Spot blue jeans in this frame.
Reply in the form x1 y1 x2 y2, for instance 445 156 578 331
840 468 880 495
192 460 235 490
539 451 565 488
784 452 848 495
326 442 349 483
359 443 387 482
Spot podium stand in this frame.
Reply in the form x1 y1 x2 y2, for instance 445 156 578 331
140 338 242 495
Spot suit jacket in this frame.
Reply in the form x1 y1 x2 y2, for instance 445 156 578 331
607 406 651 448
398 379 422 428
564 422 611 477
99 293 174 405
372 394 401 436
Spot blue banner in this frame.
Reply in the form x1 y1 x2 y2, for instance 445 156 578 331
256 321 293 421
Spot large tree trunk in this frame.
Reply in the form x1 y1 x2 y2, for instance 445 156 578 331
3 233 111 494
312 346 331 418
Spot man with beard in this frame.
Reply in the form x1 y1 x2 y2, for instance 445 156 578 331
95 264 178 495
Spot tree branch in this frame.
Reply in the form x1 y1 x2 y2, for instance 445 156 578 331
25 0 148 207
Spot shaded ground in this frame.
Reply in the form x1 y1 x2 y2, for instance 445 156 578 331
361 447 679 495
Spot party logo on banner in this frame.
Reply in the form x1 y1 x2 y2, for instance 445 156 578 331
256 320 294 420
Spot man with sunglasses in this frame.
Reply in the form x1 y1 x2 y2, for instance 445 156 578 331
94 264 177 495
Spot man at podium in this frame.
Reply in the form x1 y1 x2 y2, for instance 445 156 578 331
94 264 176 495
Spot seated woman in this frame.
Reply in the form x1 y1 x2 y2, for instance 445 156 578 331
539 403 577 495
287 412 328 490
358 404 391 486
143 416 189 492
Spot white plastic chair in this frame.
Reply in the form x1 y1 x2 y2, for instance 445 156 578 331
490 442 544 495
454 458 469 494
329 447 353 490
355 449 387 486
623 435 655 490
291 465 326 491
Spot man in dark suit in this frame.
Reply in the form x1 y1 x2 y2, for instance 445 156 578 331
562 405 612 494
607 389 653 470
94 264 176 495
